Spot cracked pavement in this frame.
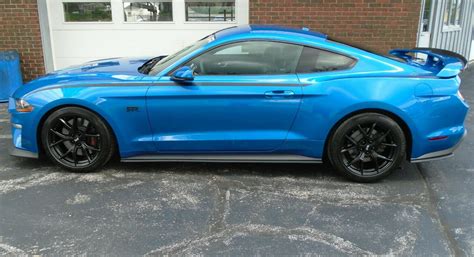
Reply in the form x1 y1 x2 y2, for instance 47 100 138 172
0 67 473 256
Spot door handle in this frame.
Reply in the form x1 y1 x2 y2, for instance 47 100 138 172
264 90 295 98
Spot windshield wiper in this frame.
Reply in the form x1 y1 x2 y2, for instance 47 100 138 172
138 55 167 74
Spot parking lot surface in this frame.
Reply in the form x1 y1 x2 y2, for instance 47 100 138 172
0 67 473 256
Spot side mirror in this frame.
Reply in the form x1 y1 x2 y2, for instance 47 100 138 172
171 66 194 82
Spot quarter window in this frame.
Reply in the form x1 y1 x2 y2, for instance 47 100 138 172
185 1 235 22
123 1 173 22
296 47 355 73
63 2 112 22
184 41 304 75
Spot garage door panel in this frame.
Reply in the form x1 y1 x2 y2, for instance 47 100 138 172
46 0 249 70
52 30 209 61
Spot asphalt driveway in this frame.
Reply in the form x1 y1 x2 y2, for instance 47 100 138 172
0 67 473 256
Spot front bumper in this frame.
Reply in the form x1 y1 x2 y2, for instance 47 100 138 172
9 145 38 159
411 130 467 163
9 97 40 158
9 119 39 159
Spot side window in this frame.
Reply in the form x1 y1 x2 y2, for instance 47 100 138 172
185 41 303 76
296 47 356 73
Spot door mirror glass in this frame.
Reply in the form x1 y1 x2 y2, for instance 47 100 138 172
171 66 194 82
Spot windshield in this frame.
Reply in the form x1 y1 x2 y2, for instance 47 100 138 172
148 35 213 75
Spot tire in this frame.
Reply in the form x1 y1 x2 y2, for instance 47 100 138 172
327 113 406 182
41 107 116 172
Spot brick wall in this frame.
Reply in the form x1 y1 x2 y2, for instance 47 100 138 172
0 0 45 82
250 0 421 55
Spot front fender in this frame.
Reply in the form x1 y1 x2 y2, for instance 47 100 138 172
14 86 155 157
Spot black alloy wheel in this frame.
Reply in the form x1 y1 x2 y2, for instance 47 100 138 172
328 113 406 182
41 107 115 172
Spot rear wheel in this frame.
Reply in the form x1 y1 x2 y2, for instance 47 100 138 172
41 107 115 172
328 113 406 182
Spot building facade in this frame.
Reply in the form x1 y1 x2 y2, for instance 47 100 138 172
1 0 473 82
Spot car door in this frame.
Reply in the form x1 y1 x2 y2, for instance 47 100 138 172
146 40 305 152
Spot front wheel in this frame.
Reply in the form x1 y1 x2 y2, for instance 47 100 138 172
328 113 406 182
41 107 115 172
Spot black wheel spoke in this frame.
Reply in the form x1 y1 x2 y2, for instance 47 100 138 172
85 134 100 138
59 146 74 160
373 152 393 162
371 153 380 173
59 118 72 131
374 129 391 145
50 129 71 140
348 152 363 166
49 139 67 148
368 123 377 137
72 146 78 166
381 142 397 147
82 144 93 164
345 135 358 145
340 145 357 153
83 143 100 152
357 124 368 137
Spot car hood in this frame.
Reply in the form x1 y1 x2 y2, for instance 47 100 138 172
51 57 150 76
12 57 152 99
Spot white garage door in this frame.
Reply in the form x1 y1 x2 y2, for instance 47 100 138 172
44 0 249 70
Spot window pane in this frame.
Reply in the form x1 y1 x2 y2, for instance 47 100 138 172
455 0 462 25
296 47 355 73
123 1 173 22
63 2 112 22
450 0 458 25
185 1 235 22
422 0 431 32
185 41 304 75
444 0 452 25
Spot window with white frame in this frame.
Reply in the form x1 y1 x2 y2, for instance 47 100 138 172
443 0 463 27
62 0 240 23
63 2 112 22
185 0 235 22
123 0 173 22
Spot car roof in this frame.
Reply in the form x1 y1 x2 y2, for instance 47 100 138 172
214 25 328 41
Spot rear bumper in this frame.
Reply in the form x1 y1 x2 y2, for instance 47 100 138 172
411 129 466 163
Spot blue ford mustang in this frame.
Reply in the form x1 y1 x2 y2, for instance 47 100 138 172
9 25 469 182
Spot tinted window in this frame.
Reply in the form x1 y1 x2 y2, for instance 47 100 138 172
185 41 304 75
297 47 355 73
63 2 112 22
123 1 173 22
185 1 235 22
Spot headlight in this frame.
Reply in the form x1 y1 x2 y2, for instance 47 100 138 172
15 99 34 112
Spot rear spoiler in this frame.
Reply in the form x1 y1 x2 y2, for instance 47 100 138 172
388 48 467 78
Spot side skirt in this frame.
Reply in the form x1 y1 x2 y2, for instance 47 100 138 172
121 154 322 163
